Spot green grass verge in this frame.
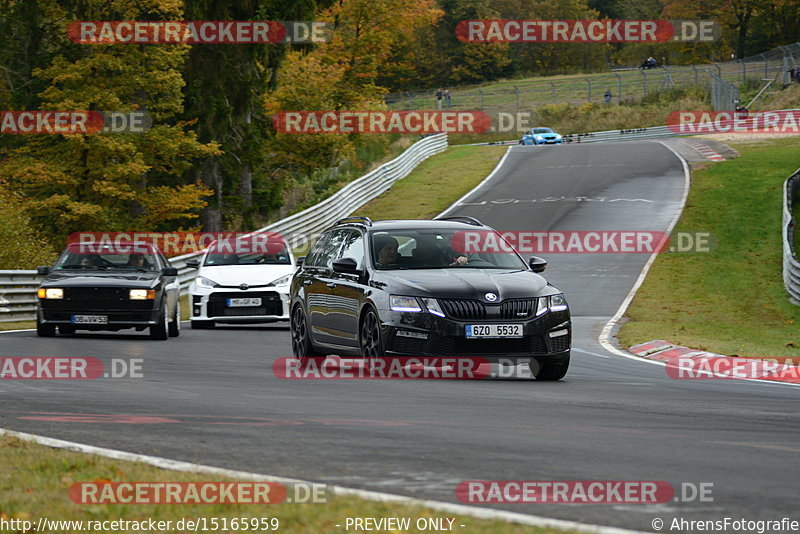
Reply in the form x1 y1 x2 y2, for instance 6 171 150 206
0 435 579 534
292 144 508 257
0 321 34 331
617 138 800 361
356 145 508 220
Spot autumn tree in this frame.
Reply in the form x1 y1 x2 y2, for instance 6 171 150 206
0 0 218 247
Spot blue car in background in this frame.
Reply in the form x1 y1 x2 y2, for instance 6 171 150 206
520 127 563 145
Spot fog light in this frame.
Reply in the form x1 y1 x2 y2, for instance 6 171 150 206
549 328 569 338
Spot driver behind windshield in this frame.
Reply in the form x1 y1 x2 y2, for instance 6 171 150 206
127 253 153 269
374 235 400 266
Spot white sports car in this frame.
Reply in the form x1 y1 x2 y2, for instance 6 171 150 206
186 242 295 328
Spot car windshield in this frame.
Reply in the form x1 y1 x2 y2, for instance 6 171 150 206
55 248 159 271
370 229 527 270
532 128 554 134
203 247 291 266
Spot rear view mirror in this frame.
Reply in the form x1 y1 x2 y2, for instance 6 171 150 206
529 256 547 273
185 258 200 268
296 256 306 267
37 266 51 275
163 267 179 276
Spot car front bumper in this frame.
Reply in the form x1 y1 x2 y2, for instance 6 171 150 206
376 307 571 364
38 306 161 328
189 285 290 323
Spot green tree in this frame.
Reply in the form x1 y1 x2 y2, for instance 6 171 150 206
0 0 218 247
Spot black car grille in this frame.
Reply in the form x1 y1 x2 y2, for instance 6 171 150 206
499 299 537 319
435 335 548 355
439 299 486 320
207 292 282 318
549 334 571 352
64 287 131 310
44 287 142 312
389 334 428 355
439 298 540 321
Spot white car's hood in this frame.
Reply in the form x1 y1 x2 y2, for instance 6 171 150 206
198 264 295 286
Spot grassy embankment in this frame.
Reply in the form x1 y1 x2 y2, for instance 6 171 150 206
618 137 800 360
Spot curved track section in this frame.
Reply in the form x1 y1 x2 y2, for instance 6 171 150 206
2 142 799 531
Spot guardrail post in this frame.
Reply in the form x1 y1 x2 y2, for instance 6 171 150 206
514 86 519 114
550 81 556 102
615 73 622 103
692 64 699 86
479 88 484 111
586 78 592 102
761 53 768 78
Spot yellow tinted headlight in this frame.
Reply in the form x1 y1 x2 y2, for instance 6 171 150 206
39 288 63 299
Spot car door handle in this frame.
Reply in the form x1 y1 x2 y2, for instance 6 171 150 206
327 282 336 288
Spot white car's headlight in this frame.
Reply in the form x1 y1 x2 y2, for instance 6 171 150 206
421 298 445 317
269 274 293 286
390 295 422 312
195 276 219 289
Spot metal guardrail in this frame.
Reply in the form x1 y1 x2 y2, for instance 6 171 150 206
457 125 678 146
0 133 449 323
783 167 800 305
458 108 800 147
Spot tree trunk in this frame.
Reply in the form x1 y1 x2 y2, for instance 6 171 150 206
198 159 222 231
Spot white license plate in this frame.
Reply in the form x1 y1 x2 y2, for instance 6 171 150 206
227 298 262 307
465 324 522 338
72 315 108 324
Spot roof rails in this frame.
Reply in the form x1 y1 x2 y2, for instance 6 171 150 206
434 216 483 226
335 216 373 227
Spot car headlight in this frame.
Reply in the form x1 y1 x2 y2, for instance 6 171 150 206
37 288 63 299
269 274 293 286
421 298 445 317
535 135 544 140
129 289 155 300
195 276 219 289
549 293 568 311
535 294 568 315
390 295 422 312
555 134 562 140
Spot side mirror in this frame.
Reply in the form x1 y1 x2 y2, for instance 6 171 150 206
529 256 547 273
37 266 51 275
296 256 306 268
185 258 200 268
332 257 360 274
163 267 179 276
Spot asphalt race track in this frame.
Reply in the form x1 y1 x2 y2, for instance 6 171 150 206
3 141 800 532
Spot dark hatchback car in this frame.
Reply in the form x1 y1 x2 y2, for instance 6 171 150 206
36 242 181 340
289 217 571 380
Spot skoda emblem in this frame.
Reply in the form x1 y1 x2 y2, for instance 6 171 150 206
239 283 249 290
485 292 498 302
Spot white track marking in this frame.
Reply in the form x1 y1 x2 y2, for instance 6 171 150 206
0 428 646 534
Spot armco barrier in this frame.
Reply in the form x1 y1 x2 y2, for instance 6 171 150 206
783 167 800 305
0 133 448 323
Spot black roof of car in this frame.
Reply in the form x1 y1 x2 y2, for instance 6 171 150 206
333 216 493 232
